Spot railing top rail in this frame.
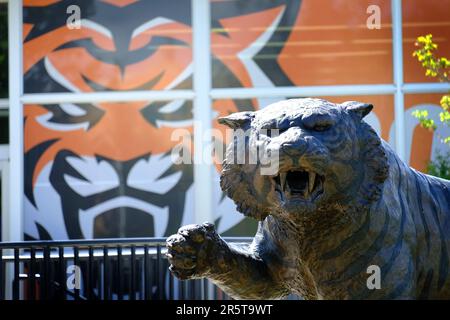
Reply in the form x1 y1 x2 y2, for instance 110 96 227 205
0 237 253 249
0 237 167 248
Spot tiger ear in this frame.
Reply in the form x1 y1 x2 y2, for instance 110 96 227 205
342 101 373 120
218 111 255 129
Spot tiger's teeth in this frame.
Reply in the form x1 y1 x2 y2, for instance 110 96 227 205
308 172 316 193
280 173 287 191
285 181 291 194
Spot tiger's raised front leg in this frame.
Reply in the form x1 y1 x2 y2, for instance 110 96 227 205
166 222 288 300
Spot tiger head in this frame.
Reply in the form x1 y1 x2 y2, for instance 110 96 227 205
219 98 389 223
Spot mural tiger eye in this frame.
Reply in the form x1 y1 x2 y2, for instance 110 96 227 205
22 0 301 240
167 98 450 300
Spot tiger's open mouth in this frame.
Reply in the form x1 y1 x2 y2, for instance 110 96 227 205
273 169 324 202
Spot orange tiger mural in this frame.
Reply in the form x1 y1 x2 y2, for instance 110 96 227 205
23 0 302 240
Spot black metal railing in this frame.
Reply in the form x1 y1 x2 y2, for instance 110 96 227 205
0 237 252 300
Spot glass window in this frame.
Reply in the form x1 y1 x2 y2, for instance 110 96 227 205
23 1 192 93
403 0 450 83
211 0 393 88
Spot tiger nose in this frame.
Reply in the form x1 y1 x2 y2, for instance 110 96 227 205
281 139 308 157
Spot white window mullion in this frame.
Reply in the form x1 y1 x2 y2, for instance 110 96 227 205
211 84 396 99
392 0 406 161
6 0 23 242
5 0 23 301
403 83 450 94
192 0 213 225
21 90 194 105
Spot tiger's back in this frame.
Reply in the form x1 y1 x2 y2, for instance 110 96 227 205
379 141 450 299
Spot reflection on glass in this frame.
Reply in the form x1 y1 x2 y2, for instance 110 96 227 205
403 0 450 83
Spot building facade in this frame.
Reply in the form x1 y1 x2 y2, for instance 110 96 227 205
0 0 449 241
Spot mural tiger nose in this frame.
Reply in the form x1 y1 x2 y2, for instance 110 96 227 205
48 151 192 239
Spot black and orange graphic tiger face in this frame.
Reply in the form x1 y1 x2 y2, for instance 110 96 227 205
23 0 301 240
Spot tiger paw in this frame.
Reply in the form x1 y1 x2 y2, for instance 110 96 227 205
166 222 224 280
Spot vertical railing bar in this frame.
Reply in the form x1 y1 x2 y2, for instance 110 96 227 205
74 247 80 300
196 279 202 300
190 280 197 300
169 267 174 300
138 255 143 300
103 246 109 300
185 280 189 299
13 248 19 300
130 246 136 300
89 247 94 300
50 252 55 299
154 246 159 300
0 248 3 300
156 245 163 300
180 279 185 300
192 280 196 299
117 246 122 301
58 247 65 300
96 253 101 300
203 278 208 300
87 246 93 300
194 280 198 300
149 250 154 300
144 245 149 300
40 247 45 300
29 247 36 300
52 255 57 299
42 246 50 300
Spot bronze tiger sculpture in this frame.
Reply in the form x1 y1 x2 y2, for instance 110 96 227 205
166 98 450 299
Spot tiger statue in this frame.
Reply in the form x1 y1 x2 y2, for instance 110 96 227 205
166 98 450 300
